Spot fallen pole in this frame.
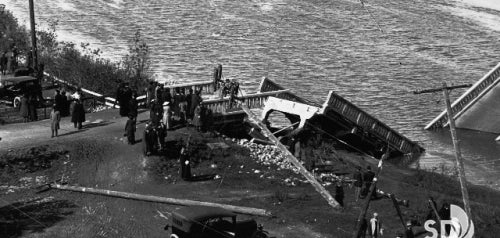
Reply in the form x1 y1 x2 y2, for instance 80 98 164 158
49 184 273 217
241 106 340 209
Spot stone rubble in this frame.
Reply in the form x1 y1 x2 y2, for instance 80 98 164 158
235 138 351 187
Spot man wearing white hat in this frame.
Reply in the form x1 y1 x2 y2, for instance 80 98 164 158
162 101 172 130
368 212 383 237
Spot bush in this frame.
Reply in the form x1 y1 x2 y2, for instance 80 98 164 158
1 8 153 97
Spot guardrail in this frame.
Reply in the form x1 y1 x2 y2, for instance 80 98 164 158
202 90 291 114
258 77 311 104
425 62 500 129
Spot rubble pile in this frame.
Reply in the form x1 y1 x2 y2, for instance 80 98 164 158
235 139 353 187
236 139 299 173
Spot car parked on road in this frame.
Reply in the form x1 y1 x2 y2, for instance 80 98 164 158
0 76 41 107
165 206 272 238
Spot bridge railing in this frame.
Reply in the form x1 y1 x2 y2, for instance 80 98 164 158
202 90 291 114
258 77 311 104
320 91 424 154
425 62 500 129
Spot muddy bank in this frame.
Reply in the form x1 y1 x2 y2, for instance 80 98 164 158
1 113 500 237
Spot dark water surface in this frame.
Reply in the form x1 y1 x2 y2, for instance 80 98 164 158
4 0 500 188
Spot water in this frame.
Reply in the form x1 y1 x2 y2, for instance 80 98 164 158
3 0 500 188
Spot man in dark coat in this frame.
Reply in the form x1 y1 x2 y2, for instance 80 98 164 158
334 182 344 207
54 90 65 112
19 94 29 123
190 90 202 120
439 202 451 236
125 115 136 145
143 122 155 156
149 100 163 126
172 88 182 119
353 166 364 201
146 81 156 107
185 88 193 120
128 92 138 120
162 86 172 105
60 91 69 117
361 166 375 199
28 94 38 121
71 99 85 129
116 83 124 113
0 52 7 75
404 221 415 238
120 83 132 117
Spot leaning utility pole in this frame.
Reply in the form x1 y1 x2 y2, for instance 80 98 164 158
352 151 389 238
414 82 472 219
29 0 38 71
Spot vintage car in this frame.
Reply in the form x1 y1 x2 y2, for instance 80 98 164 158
0 76 41 107
165 206 271 238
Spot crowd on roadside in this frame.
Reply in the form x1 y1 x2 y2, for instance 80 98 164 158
122 80 211 155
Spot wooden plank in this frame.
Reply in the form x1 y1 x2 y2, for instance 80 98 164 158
49 184 272 217
241 105 340 209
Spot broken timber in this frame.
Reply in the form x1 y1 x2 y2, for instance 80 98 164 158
241 105 341 209
48 183 272 217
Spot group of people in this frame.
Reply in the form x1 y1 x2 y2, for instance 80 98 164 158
146 82 205 128
353 165 377 201
135 82 215 156
18 93 42 123
48 88 86 138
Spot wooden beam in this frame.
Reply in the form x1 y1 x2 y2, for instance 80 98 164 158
49 184 272 217
241 105 340 209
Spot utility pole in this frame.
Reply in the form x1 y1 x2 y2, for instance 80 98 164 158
29 0 38 72
414 82 472 219
353 151 389 238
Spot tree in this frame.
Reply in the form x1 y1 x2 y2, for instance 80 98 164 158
122 29 152 89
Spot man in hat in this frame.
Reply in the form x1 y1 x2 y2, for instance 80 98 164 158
162 101 172 130
404 221 415 238
353 166 364 201
368 212 383 238
362 166 376 198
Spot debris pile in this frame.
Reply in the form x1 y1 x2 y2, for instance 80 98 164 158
235 139 352 187
236 139 299 173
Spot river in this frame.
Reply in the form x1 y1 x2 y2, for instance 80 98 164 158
3 0 500 189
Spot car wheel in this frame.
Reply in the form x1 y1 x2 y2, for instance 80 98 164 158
170 234 180 238
13 97 21 108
